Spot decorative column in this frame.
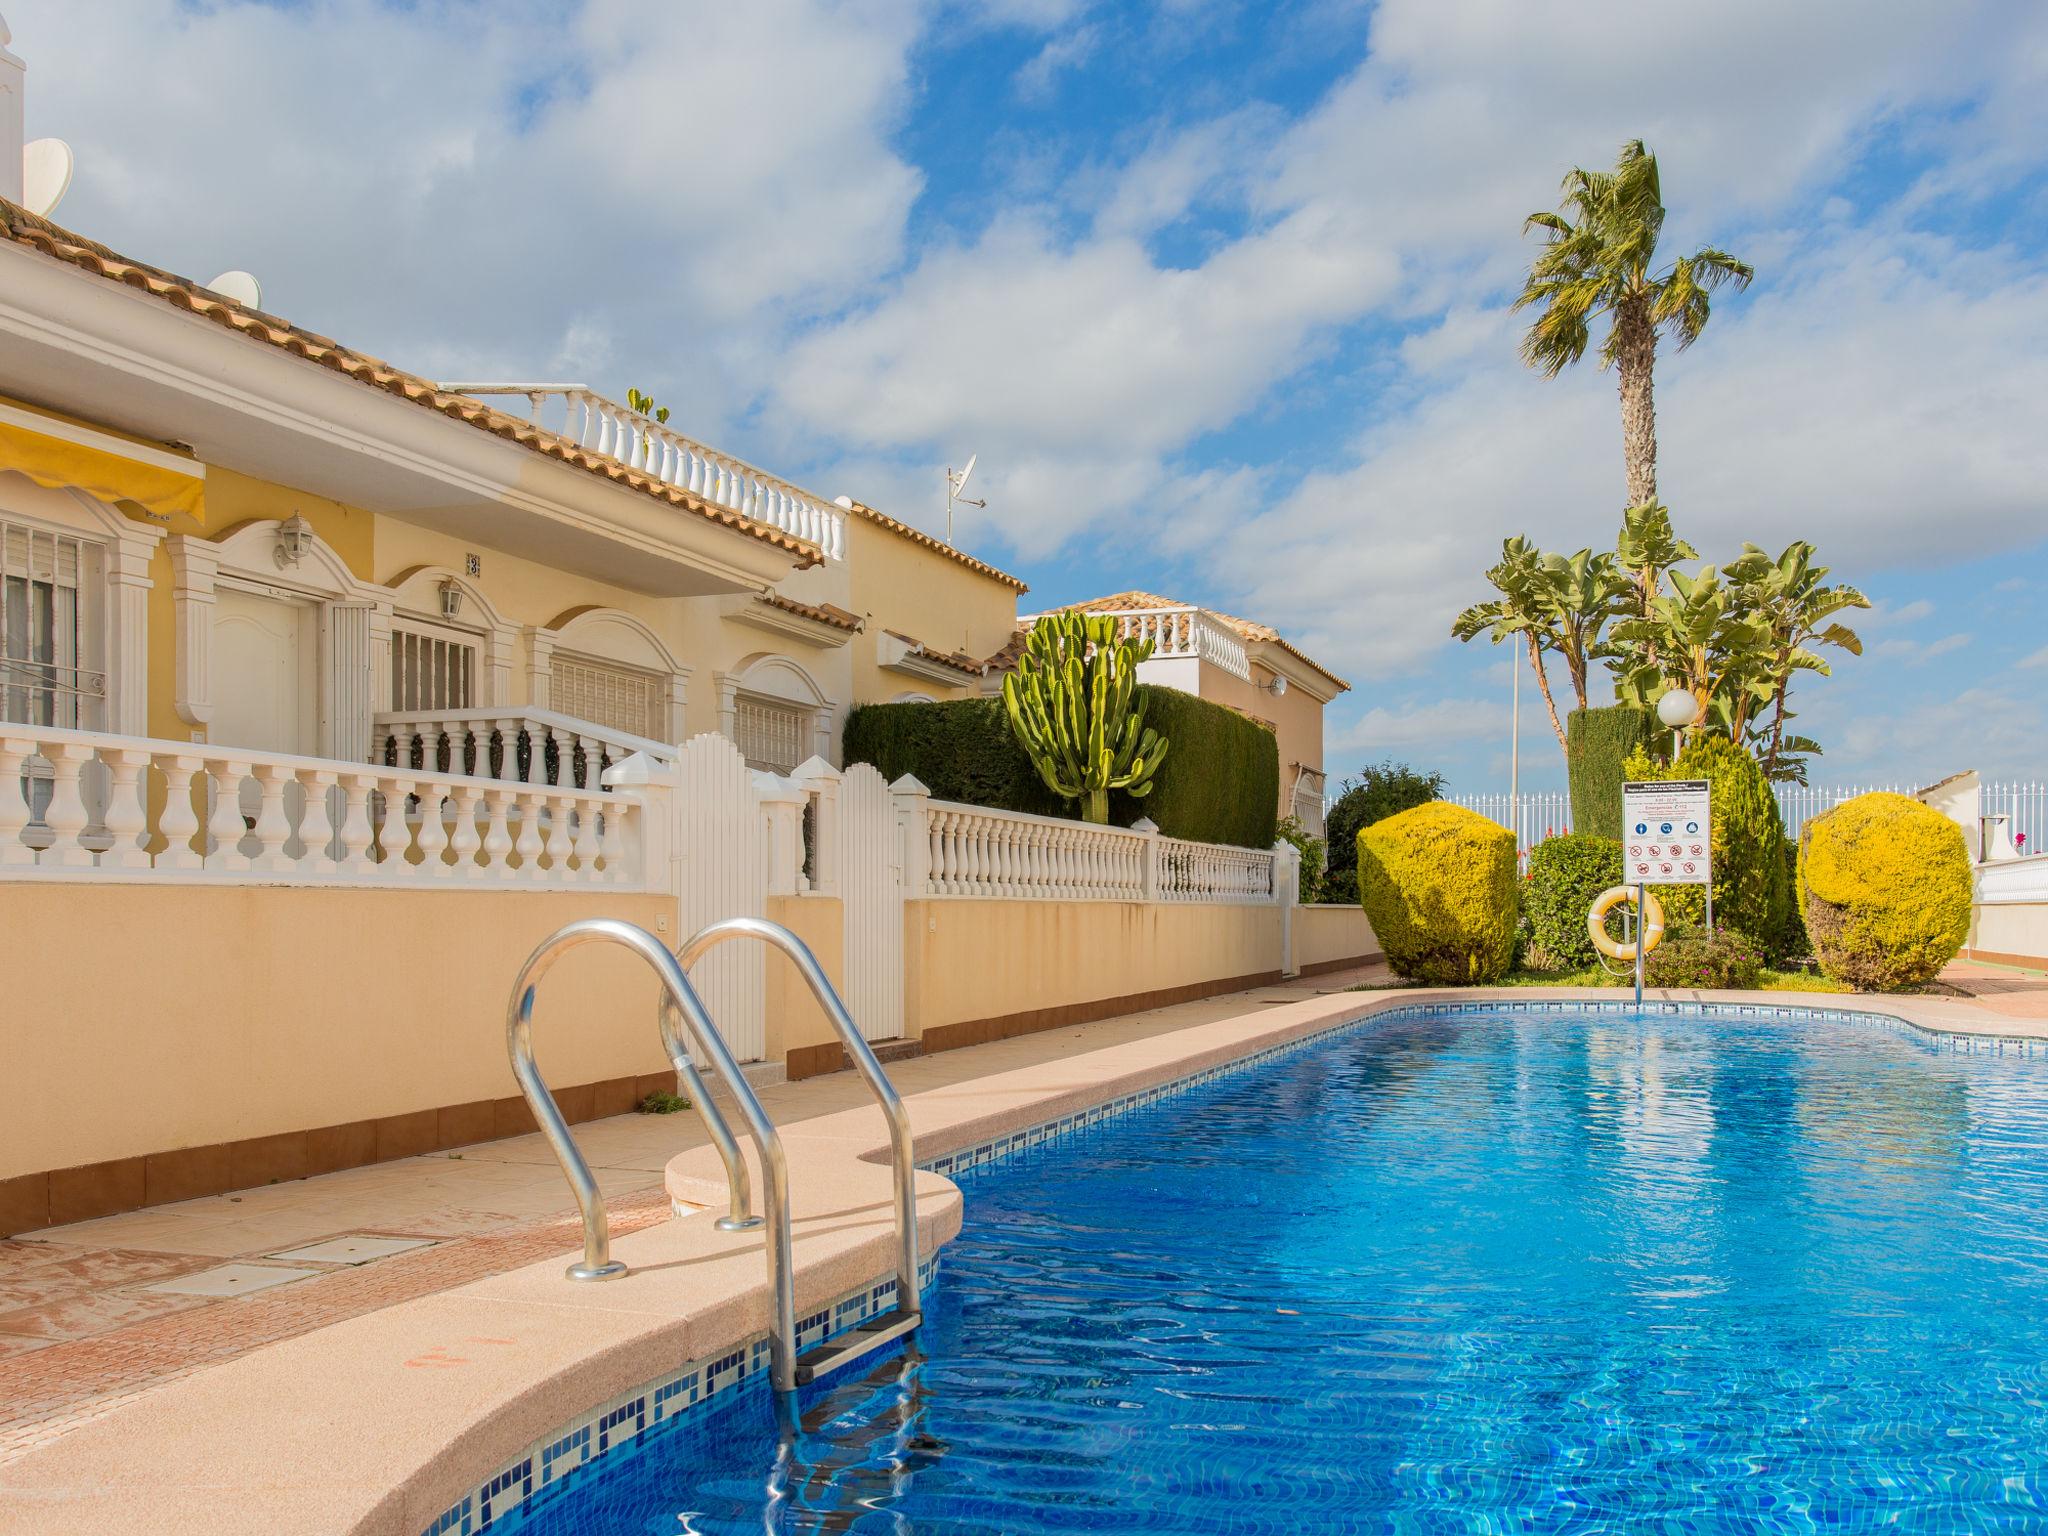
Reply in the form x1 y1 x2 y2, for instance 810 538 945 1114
167 535 219 731
320 601 377 761
889 774 931 897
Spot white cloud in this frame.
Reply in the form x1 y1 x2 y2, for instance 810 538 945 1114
2019 645 2048 669
1014 25 1100 101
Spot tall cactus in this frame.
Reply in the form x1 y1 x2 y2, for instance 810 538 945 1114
1001 612 1169 823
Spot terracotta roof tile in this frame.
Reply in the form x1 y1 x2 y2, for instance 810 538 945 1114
846 501 1028 591
881 629 987 677
0 200 822 568
758 592 863 631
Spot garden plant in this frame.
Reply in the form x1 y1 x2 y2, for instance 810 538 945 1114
1357 802 1518 985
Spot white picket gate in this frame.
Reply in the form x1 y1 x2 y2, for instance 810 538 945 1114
838 763 905 1041
672 733 767 1062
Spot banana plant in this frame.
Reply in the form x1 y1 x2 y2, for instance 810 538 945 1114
1001 612 1169 824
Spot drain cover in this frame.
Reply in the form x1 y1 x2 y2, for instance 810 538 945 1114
263 1234 438 1265
145 1263 324 1298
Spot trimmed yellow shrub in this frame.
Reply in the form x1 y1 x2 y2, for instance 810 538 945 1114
1799 792 1972 991
1358 801 1517 984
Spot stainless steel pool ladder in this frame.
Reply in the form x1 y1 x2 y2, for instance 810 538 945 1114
504 915 923 1395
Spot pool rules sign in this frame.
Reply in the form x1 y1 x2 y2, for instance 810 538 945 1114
1623 780 1712 886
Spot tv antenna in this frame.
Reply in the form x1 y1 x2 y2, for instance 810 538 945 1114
207 270 264 309
944 454 984 544
22 138 74 218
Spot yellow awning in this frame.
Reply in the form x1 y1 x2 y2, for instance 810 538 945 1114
0 413 206 523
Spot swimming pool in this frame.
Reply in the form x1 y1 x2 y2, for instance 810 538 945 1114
499 1003 2048 1533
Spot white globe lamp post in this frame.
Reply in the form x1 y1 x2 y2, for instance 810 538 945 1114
1657 687 1703 751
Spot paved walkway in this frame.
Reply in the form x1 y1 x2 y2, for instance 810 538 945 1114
0 965 1389 1460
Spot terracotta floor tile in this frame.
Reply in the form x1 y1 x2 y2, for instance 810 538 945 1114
0 1287 214 1343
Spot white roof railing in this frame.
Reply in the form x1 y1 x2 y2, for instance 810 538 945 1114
1023 604 1252 682
440 383 845 560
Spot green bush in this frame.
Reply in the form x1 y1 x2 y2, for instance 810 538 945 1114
1799 792 1973 990
1525 833 1624 969
1622 735 1794 954
1357 801 1518 984
1567 705 1656 837
1644 926 1765 990
1110 686 1278 848
845 688 1280 849
1324 761 1446 902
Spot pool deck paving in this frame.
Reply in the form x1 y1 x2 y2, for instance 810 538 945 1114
3 961 2045 1532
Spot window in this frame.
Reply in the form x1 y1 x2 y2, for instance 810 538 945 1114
734 693 809 773
390 623 478 712
550 653 665 740
1 516 102 729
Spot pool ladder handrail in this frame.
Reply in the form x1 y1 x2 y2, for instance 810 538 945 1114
504 915 921 1395
672 917 922 1390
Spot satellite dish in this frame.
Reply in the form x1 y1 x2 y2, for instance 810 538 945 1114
22 139 73 218
944 454 986 544
952 454 977 500
207 270 263 309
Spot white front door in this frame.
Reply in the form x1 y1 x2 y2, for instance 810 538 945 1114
840 763 904 1041
212 587 317 756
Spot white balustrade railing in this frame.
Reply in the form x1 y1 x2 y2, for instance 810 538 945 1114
916 798 1278 904
373 708 675 793
439 383 845 560
1 724 643 886
1027 606 1253 682
1157 835 1277 902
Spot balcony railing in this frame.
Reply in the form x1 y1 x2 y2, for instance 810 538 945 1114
1 724 646 886
1031 606 1252 682
439 383 845 560
372 708 676 793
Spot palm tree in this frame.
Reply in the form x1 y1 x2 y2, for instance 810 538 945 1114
1728 541 1869 780
1531 547 1625 711
1452 537 1569 754
1516 141 1754 507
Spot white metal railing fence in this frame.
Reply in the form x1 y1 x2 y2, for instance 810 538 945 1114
913 798 1279 904
439 383 845 559
1452 779 2043 860
1 724 644 886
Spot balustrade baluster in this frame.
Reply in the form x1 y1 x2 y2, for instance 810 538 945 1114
480 789 515 879
38 743 96 868
207 760 253 871
336 774 377 875
448 787 484 879
571 796 601 880
373 780 409 869
543 794 574 876
415 783 452 875
157 756 205 871
598 798 627 881
512 790 545 875
248 765 296 872
299 769 339 873
0 738 34 868
90 748 151 870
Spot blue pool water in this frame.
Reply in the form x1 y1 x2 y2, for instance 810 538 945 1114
515 1006 2048 1533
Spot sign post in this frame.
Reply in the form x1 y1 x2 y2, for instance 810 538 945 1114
1621 779 1713 1008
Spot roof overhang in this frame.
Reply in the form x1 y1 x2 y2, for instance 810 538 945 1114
719 593 860 649
877 630 984 686
1249 638 1348 702
0 238 805 596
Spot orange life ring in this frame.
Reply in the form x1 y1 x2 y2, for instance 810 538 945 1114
1588 886 1665 962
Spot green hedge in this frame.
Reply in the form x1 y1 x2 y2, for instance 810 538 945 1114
843 688 1280 849
1567 705 1655 837
1323 761 1447 904
1525 833 1624 969
842 698 1067 817
1109 686 1278 849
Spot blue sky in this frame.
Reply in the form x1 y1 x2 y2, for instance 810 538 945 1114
14 0 2048 795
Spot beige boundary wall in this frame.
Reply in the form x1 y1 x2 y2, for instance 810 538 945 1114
0 884 673 1235
1296 904 1380 974
1964 903 2048 968
2 882 1384 1234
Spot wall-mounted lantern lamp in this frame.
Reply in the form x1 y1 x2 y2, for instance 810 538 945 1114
438 578 465 620
272 514 315 569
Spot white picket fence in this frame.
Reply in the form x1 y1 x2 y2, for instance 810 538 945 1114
1451 779 2045 855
